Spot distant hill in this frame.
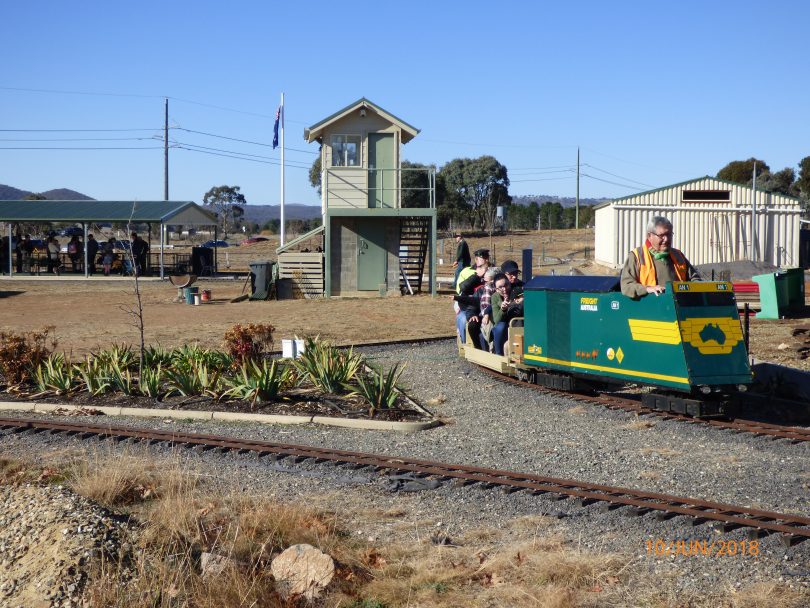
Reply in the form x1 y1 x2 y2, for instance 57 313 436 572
511 194 611 208
242 204 322 224
0 184 94 200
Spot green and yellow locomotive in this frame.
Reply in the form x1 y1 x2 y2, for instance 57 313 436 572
460 276 752 417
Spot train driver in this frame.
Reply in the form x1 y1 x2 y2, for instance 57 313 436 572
620 215 700 298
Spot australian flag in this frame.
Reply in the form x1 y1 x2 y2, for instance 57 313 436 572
272 105 281 149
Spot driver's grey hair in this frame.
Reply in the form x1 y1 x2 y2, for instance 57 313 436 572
646 216 673 234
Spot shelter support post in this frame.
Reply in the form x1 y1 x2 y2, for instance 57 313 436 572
6 223 11 275
83 223 89 278
214 226 218 274
160 222 165 280
147 224 152 274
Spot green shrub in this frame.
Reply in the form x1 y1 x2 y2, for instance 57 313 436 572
95 344 137 372
224 359 289 407
109 361 135 395
165 366 202 397
194 363 223 399
138 364 164 398
143 345 173 368
349 363 405 417
294 337 363 394
74 356 112 396
35 353 75 395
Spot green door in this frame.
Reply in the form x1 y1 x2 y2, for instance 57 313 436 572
357 219 387 290
368 133 395 208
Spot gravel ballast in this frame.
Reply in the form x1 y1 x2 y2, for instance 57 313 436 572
0 338 808 598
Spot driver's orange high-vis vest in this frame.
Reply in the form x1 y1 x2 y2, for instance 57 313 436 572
631 246 688 286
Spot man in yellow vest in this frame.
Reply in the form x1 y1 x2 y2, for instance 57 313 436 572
620 216 700 298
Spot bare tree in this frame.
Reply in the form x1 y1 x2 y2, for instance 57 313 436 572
119 202 146 377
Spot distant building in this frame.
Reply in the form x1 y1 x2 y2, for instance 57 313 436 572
594 177 804 268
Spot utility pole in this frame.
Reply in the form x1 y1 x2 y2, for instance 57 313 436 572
164 98 169 201
574 146 579 228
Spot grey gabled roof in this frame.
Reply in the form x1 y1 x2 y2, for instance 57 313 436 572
304 97 420 144
0 200 217 224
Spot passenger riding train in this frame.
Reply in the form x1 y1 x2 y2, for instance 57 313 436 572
458 275 752 417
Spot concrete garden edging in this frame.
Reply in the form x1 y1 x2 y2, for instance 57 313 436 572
0 401 441 432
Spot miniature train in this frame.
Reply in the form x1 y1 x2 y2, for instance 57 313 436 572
459 276 752 417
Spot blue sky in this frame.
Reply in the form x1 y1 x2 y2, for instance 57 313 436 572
3 1 809 206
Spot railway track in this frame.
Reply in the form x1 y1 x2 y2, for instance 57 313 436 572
476 366 810 443
1 415 808 546
356 337 810 443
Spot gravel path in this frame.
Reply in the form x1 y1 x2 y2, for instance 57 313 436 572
1 338 808 598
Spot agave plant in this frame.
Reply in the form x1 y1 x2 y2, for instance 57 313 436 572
294 337 363 394
194 363 223 399
96 344 137 371
35 353 75 395
74 356 112 395
165 365 203 397
224 359 289 407
143 345 173 368
138 363 164 398
109 361 135 395
348 363 405 417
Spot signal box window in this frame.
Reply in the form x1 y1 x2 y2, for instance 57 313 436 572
331 135 361 167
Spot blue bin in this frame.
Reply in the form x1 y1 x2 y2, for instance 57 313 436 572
184 286 199 305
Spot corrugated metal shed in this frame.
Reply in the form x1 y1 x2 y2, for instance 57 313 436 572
0 200 217 225
594 177 804 268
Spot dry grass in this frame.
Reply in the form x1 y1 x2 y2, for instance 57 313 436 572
623 417 656 430
566 405 589 416
352 535 630 608
2 450 809 607
69 447 189 508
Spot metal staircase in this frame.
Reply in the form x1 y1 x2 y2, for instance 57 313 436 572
398 216 430 294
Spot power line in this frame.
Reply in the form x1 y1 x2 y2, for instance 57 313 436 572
581 163 654 188
1 86 309 125
580 146 682 174
174 127 317 154
419 137 573 149
0 137 158 142
0 146 163 150
510 164 577 172
580 172 644 191
0 128 161 132
511 176 575 183
175 145 308 168
0 85 158 99
509 168 575 177
171 140 311 167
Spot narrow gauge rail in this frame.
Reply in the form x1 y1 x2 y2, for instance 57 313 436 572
1 416 808 546
475 366 810 443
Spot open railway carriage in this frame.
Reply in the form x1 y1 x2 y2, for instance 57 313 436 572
463 276 753 417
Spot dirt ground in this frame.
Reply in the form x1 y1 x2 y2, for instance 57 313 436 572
1 228 808 370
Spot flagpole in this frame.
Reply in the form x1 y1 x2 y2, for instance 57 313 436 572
280 93 286 247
